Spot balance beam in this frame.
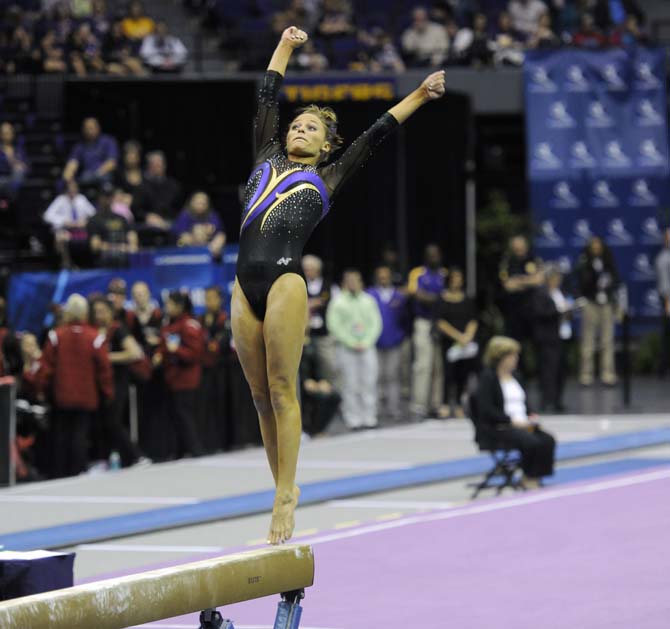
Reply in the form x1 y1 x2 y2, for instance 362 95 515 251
0 544 314 629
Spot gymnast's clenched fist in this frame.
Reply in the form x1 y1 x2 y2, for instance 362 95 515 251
281 26 308 49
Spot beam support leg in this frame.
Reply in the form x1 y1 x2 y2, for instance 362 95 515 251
274 589 305 629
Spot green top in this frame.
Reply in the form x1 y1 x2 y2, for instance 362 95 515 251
326 290 382 350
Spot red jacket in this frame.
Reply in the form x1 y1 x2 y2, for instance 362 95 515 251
157 314 204 391
42 323 114 411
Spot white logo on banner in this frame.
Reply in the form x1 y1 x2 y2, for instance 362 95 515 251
548 101 576 128
538 220 564 247
532 142 562 169
632 254 655 280
602 64 626 91
641 217 664 244
604 141 631 167
636 99 664 126
530 66 557 93
606 218 634 245
642 290 662 316
591 180 619 207
550 181 580 208
570 141 596 168
586 101 614 128
565 65 590 92
571 219 594 246
629 179 657 206
635 62 661 89
638 139 667 167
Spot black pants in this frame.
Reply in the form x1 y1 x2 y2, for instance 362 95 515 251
302 390 341 436
197 365 228 453
167 389 204 458
442 353 477 407
537 341 566 409
659 311 670 376
100 381 139 467
497 426 556 478
50 408 91 478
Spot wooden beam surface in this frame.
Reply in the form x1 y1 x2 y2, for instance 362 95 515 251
0 545 314 629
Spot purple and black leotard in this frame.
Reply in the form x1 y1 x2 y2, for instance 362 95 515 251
236 70 398 321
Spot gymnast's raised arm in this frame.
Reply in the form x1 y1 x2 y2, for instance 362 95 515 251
321 70 446 196
254 27 308 160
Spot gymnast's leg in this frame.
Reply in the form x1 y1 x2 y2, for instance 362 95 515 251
263 273 308 544
231 281 278 484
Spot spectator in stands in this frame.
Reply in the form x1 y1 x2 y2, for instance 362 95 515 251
41 294 113 478
507 0 548 39
461 12 494 66
39 29 68 74
198 285 231 451
43 180 96 269
656 228 670 377
401 6 449 68
0 122 28 201
102 19 146 75
327 269 382 430
572 13 606 48
575 236 619 386
62 117 119 186
380 244 406 287
88 184 138 266
531 267 573 412
408 243 447 419
91 296 145 468
1 23 38 74
303 254 336 382
107 278 130 322
594 0 644 32
135 150 181 235
498 234 543 373
356 27 405 73
272 0 318 35
121 0 155 43
316 0 356 40
609 13 648 46
492 10 525 66
89 0 111 37
173 191 226 259
434 267 478 419
67 22 105 76
475 336 556 489
367 265 409 423
527 11 560 48
153 291 204 458
115 141 143 200
292 40 330 72
140 21 188 73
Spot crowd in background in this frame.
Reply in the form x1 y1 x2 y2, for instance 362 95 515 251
0 0 188 76
1 114 227 268
195 0 650 72
2 228 669 483
1 0 651 76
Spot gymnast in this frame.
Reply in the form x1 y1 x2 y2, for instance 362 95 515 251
231 25 446 544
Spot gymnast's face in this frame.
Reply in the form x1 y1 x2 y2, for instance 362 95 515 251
286 114 331 163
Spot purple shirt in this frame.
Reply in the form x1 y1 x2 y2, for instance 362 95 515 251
408 266 447 319
172 209 224 240
367 286 409 349
69 134 119 173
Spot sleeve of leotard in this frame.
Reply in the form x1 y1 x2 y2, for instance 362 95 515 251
320 112 399 198
254 70 284 163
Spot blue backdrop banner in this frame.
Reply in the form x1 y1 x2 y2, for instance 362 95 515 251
525 47 669 319
7 246 239 334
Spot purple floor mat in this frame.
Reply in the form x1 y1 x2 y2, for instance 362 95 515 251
132 469 670 629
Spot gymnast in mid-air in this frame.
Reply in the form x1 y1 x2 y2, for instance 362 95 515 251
232 25 446 544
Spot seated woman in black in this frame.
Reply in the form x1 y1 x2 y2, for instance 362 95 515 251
475 336 556 489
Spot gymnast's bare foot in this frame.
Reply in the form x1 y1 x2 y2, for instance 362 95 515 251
268 486 300 545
